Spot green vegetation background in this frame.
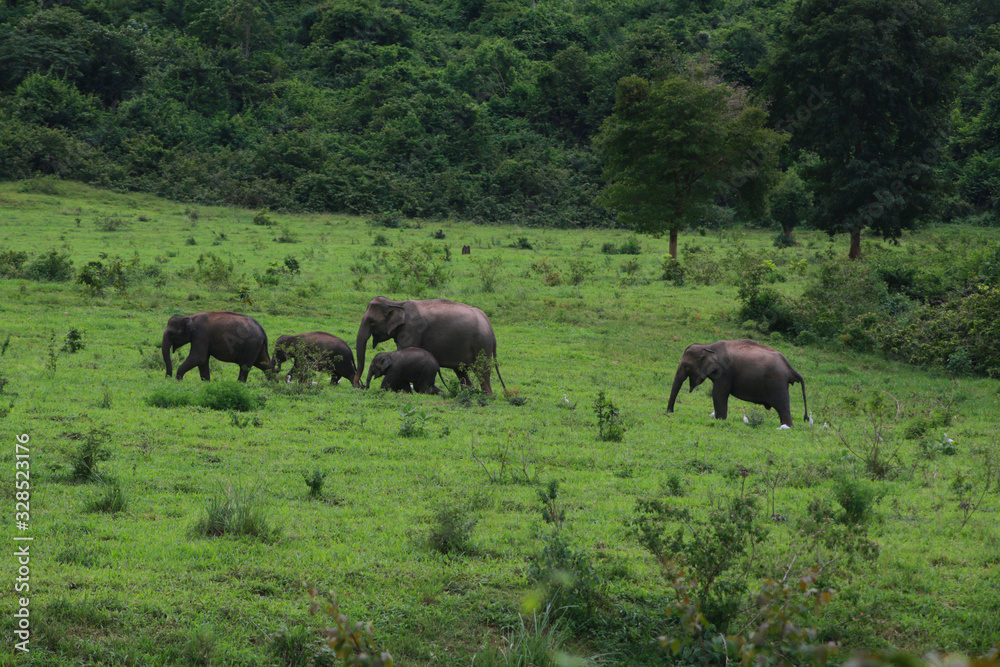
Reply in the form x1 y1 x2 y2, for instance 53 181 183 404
0 0 998 228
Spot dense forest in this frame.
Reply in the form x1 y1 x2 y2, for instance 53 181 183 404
1 0 998 234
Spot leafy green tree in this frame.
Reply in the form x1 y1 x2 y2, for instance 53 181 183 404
762 0 962 258
769 168 812 242
596 69 784 258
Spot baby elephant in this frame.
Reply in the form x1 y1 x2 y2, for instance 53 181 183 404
272 332 358 386
365 347 442 395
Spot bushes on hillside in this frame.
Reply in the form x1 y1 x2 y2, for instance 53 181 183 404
739 242 1000 378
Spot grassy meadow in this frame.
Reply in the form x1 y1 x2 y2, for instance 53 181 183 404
1 179 998 666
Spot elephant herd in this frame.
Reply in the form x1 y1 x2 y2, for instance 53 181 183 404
161 297 505 396
161 298 809 426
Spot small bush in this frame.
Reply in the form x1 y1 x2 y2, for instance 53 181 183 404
95 215 131 232
61 327 85 353
0 249 29 278
427 500 478 555
253 209 276 226
25 249 74 282
661 255 686 285
370 210 402 228
512 236 533 249
195 253 235 289
567 257 593 286
472 254 505 293
372 233 391 247
147 385 195 408
303 469 327 499
191 482 275 539
398 405 431 437
594 390 625 442
200 381 261 412
308 589 394 666
385 243 450 296
66 425 112 482
618 235 642 255
832 476 885 526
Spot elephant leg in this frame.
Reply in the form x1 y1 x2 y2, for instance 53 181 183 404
455 369 472 387
774 386 793 426
176 355 201 381
237 365 250 383
199 361 211 381
712 385 729 420
478 369 493 396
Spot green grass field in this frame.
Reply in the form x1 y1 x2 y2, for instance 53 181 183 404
1 179 998 666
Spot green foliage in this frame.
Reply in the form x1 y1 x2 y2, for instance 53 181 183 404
199 381 262 412
24 249 74 282
397 404 431 437
195 253 235 289
385 243 450 296
65 425 112 482
661 255 686 286
593 389 625 442
632 495 768 631
308 589 394 667
191 482 275 539
427 500 478 555
596 69 784 254
762 0 961 257
472 253 505 293
529 481 601 627
61 327 85 353
303 469 327 499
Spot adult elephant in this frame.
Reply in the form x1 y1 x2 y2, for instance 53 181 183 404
666 339 808 427
365 347 442 395
354 297 506 395
272 332 357 386
162 311 270 383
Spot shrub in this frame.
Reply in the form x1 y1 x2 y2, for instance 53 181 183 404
661 255 686 285
0 249 29 278
253 209 276 226
832 476 885 526
66 425 112 482
195 253 235 289
566 257 593 286
308 589 394 666
200 381 261 412
398 405 431 437
61 328 85 353
385 243 450 296
191 482 275 539
427 500 478 555
618 235 642 255
529 482 600 627
529 257 562 286
95 215 131 232
303 469 327 499
632 495 768 632
269 625 313 667
472 254 505 293
147 385 195 408
594 390 625 442
24 249 74 282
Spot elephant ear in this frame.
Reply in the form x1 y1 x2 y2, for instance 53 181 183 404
385 304 406 337
701 349 721 379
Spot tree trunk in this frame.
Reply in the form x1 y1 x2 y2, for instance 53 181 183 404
848 226 862 260
669 227 679 259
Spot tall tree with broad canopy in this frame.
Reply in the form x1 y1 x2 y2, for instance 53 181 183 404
595 69 784 258
761 0 962 259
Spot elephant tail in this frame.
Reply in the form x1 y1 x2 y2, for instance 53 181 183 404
493 356 507 392
800 377 809 424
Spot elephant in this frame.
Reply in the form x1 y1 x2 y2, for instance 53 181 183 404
162 311 270 382
666 339 808 427
354 297 506 395
272 332 357 386
365 347 443 394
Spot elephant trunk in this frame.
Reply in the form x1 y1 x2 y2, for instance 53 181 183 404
666 366 686 413
364 366 377 390
355 322 371 386
162 331 173 378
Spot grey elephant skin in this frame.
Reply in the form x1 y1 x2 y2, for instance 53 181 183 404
161 311 270 382
666 339 808 427
272 332 357 386
365 347 442 394
354 297 506 394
